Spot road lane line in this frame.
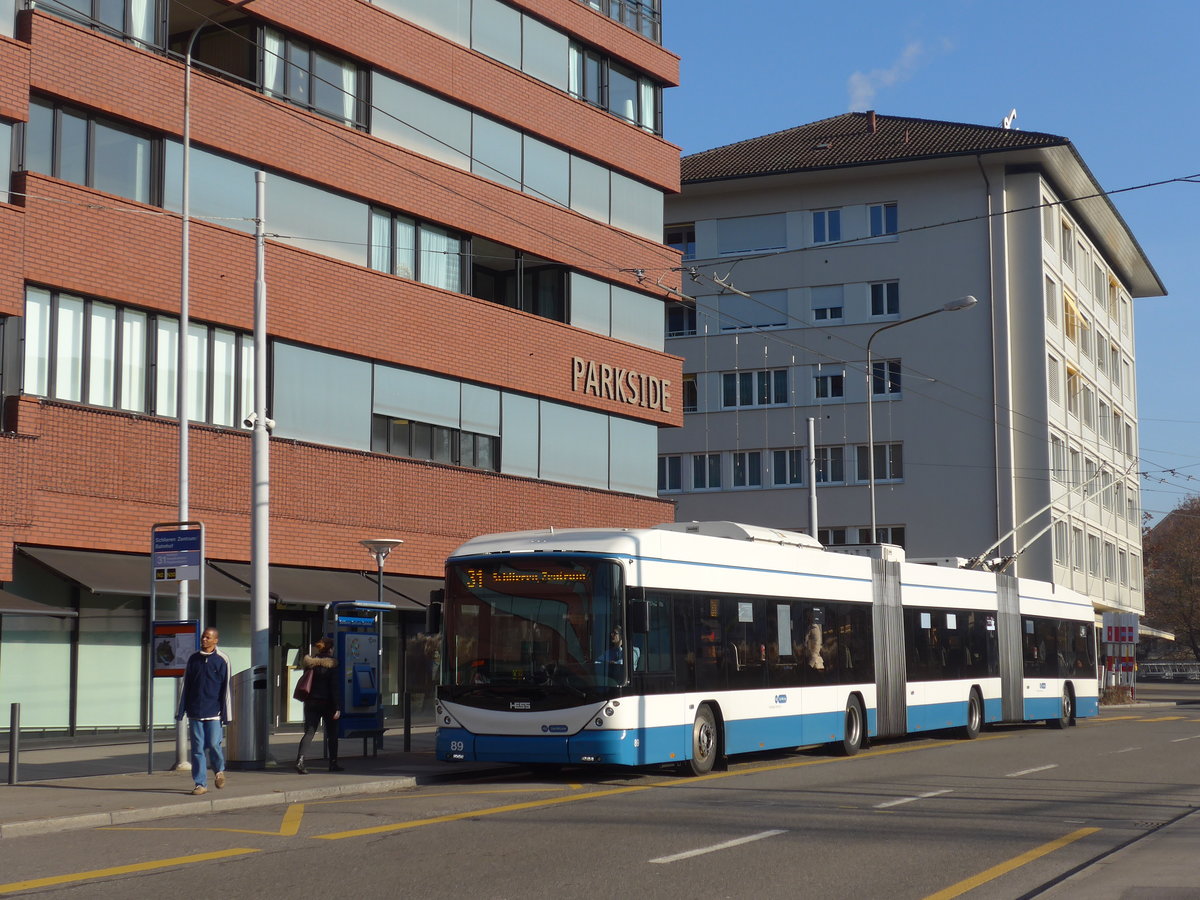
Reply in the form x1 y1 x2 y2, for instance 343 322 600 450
1005 764 1059 778
1112 746 1141 754
0 849 260 895
1081 716 1140 725
1170 735 1200 743
1139 716 1186 722
649 829 786 864
875 789 952 809
922 827 1100 900
102 803 305 837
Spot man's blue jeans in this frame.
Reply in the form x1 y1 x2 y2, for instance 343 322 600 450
188 718 225 786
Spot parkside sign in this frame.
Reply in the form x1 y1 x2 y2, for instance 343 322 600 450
571 357 672 412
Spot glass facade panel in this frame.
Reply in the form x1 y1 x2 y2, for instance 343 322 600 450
186 323 207 421
76 594 145 727
24 100 54 176
240 337 255 429
87 301 117 407
268 173 367 265
522 15 569 90
373 366 461 429
461 383 501 436
610 172 663 240
23 287 52 396
540 401 607 488
569 272 610 337
570 156 609 223
211 328 238 427
610 285 663 350
609 416 656 495
500 392 539 478
371 73 470 170
55 294 85 402
471 116 522 189
1 0 14 38
376 0 469 44
59 109 88 187
472 0 521 69
119 308 147 411
272 343 372 450
155 316 178 417
419 224 462 292
523 135 570 207
0 615 71 728
608 64 638 122
163 143 257 235
313 49 357 124
92 120 151 203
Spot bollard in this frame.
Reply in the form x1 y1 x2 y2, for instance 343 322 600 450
8 702 18 785
403 691 412 752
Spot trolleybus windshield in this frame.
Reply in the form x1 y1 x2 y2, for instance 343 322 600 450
442 557 624 700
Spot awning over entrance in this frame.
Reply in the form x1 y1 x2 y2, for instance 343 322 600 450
210 562 435 612
0 587 78 617
19 547 255 601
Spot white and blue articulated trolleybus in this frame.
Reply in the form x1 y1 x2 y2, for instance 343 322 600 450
434 522 1099 775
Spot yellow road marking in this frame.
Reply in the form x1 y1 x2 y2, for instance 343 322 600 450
921 827 1100 900
316 734 1008 840
1139 716 1186 722
1082 716 1141 725
309 787 568 806
0 849 260 895
102 803 305 837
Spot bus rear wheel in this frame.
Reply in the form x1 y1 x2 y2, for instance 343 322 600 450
839 697 864 756
683 704 718 776
1049 686 1073 730
961 690 982 740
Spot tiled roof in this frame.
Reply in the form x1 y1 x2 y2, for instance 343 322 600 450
681 112 1069 183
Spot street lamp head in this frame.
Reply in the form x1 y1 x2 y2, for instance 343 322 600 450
941 295 978 312
360 538 404 566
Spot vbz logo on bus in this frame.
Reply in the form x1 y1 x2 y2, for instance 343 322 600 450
774 694 787 704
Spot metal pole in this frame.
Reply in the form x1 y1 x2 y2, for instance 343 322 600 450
250 171 271 766
7 703 18 785
806 417 818 539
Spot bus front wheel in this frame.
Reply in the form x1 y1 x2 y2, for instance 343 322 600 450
684 704 718 776
1049 686 1073 730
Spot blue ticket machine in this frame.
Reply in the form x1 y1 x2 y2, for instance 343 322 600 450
325 601 394 745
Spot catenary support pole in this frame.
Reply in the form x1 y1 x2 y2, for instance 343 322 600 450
8 702 18 785
250 171 271 765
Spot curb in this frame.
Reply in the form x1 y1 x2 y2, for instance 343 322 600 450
0 776 418 839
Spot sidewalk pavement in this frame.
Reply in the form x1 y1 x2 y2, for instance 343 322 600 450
3 706 1199 900
0 722 505 839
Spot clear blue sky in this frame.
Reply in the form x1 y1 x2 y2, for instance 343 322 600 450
662 0 1199 524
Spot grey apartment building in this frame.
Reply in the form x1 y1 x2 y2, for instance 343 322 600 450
660 112 1163 615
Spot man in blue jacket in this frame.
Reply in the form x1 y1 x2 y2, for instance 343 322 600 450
176 627 233 795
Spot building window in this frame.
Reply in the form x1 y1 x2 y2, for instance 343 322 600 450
869 202 898 237
371 414 499 471
859 525 905 547
772 449 804 486
1078 313 1092 359
369 209 465 293
1060 221 1074 269
1087 533 1100 577
682 375 697 413
818 527 847 546
722 369 788 408
658 455 681 492
1098 398 1111 442
1042 197 1056 247
812 285 844 321
1071 526 1084 571
856 443 903 482
871 359 901 396
568 45 662 133
264 29 364 127
39 0 158 46
665 224 696 260
666 303 697 337
1104 541 1116 581
580 0 663 43
692 453 721 489
1051 434 1066 483
1081 383 1095 429
22 286 252 428
1118 549 1128 585
469 237 567 321
1062 290 1079 342
1065 366 1079 417
1048 353 1061 405
812 208 842 244
1045 276 1058 325
1053 520 1069 565
870 281 899 317
814 372 844 400
1083 457 1097 500
24 98 154 205
732 451 762 488
815 446 844 484
1069 448 1082 491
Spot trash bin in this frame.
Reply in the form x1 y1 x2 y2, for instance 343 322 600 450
225 665 267 770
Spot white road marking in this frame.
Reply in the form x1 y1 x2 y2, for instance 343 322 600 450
875 789 953 809
1171 735 1200 743
1113 746 1141 754
1005 764 1059 778
649 829 787 864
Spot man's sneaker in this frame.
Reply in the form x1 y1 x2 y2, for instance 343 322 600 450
214 771 226 789
191 785 207 795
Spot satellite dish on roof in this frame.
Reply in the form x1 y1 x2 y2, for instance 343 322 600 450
1001 108 1018 130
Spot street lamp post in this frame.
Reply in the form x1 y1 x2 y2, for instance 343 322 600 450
359 539 405 745
866 296 978 539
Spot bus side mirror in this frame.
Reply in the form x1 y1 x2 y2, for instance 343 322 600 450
426 590 444 634
628 599 649 634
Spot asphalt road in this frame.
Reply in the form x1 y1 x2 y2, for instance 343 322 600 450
2 704 1198 899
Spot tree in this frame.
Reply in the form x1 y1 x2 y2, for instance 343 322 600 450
1142 496 1200 662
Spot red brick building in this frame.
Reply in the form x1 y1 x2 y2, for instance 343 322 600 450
0 0 680 730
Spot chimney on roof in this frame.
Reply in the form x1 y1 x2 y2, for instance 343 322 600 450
867 110 877 134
